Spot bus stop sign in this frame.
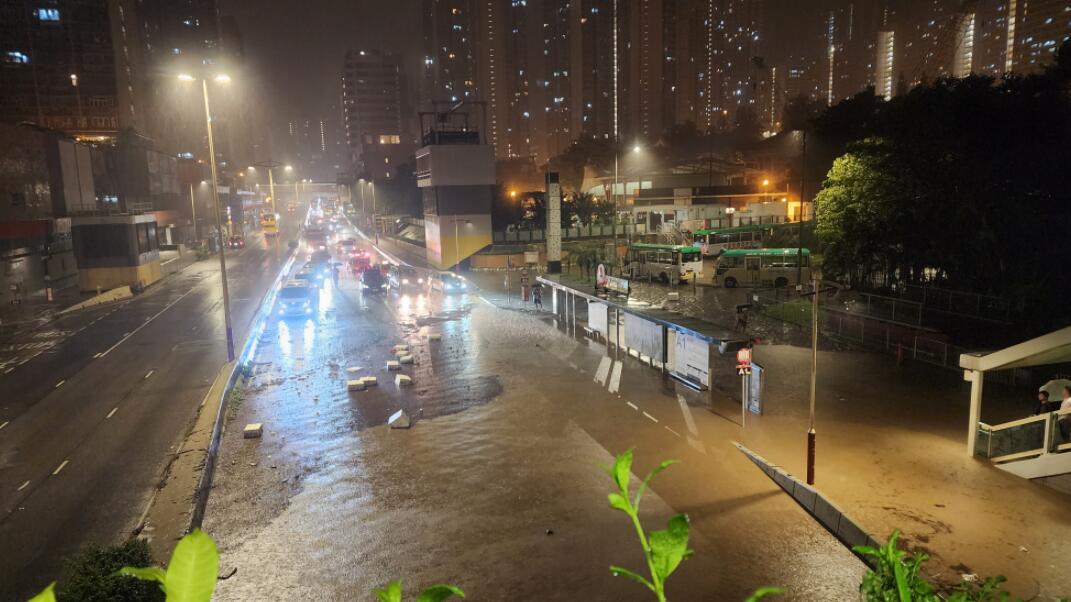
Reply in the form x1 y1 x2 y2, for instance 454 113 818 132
736 347 752 374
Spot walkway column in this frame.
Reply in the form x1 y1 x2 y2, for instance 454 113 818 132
965 369 984 456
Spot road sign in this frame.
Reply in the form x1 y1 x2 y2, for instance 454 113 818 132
596 263 608 288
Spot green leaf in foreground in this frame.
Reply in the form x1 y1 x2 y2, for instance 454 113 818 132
647 514 693 584
414 584 466 602
162 529 219 602
26 582 57 602
744 586 785 601
374 580 403 602
116 566 166 586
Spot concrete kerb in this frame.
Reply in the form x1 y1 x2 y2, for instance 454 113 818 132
187 247 297 532
732 441 881 567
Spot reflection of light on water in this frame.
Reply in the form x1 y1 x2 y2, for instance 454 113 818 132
278 320 292 358
303 319 315 353
319 280 335 314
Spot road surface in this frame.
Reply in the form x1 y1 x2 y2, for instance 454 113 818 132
0 226 296 600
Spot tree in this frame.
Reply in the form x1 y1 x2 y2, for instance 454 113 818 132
732 106 763 144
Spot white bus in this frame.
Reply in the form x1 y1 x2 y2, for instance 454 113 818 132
626 243 704 285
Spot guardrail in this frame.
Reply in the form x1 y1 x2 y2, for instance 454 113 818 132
493 223 647 243
898 283 1013 323
975 407 1071 462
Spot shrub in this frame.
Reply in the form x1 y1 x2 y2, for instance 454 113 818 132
56 539 164 602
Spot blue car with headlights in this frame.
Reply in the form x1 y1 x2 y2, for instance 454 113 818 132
278 280 316 317
429 271 470 294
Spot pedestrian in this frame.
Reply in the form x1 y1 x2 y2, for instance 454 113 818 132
735 303 750 332
1059 386 1071 442
532 283 543 310
1034 390 1058 415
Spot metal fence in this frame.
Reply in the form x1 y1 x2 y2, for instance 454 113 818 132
897 284 1014 323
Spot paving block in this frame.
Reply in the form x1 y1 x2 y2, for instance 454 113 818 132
243 423 263 439
394 349 409 358
345 366 362 373
360 376 378 386
388 409 411 429
399 354 414 364
346 379 366 391
428 333 442 341
392 344 409 353
386 360 401 371
395 374 413 386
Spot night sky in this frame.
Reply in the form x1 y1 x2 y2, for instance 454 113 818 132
219 0 422 132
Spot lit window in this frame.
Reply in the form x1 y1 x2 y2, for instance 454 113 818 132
378 135 401 144
37 8 60 21
5 51 29 64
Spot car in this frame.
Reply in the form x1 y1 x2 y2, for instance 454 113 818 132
277 280 316 317
296 264 327 286
429 271 470 294
361 267 387 292
307 249 332 265
388 265 423 292
337 238 358 255
348 253 372 275
227 235 245 249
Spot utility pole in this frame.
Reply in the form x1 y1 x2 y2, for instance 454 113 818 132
202 79 235 362
807 276 820 485
796 129 807 285
189 183 198 241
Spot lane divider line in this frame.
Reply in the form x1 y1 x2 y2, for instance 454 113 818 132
665 426 682 438
643 411 659 423
4 367 13 374
52 460 69 476
106 407 118 419
17 480 29 492
54 380 65 388
144 370 154 379
626 401 639 411
100 287 196 357
0 421 9 430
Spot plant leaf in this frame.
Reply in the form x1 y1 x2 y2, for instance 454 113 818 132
744 586 785 601
609 566 655 592
611 449 634 494
647 514 692 583
374 580 403 602
26 582 57 602
415 584 465 602
633 459 678 509
163 529 219 602
117 566 166 585
607 492 632 513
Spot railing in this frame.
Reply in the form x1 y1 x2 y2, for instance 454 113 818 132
976 408 1071 462
897 284 1014 323
493 223 647 243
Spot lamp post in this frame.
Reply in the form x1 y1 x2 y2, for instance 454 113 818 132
189 183 198 242
370 180 378 244
796 129 807 285
180 72 235 362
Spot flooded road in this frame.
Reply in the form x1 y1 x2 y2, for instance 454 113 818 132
203 235 863 600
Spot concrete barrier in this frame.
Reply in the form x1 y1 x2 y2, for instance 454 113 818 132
733 441 882 566
58 285 133 314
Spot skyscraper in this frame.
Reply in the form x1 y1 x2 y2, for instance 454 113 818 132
342 50 412 181
422 0 479 105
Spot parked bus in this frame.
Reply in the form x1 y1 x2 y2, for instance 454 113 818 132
260 213 279 237
692 224 768 257
714 248 811 288
626 243 704 285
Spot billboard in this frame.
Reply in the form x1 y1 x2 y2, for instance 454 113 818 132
624 313 664 362
673 332 709 387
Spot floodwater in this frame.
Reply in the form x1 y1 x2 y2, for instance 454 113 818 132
203 238 863 600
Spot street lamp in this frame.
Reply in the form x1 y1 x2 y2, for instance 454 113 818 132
252 160 283 215
179 71 235 362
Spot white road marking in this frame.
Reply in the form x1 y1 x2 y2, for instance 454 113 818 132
643 411 659 423
106 407 118 419
54 380 65 388
100 288 196 357
4 367 13 374
608 361 623 394
17 480 29 492
477 295 495 308
594 357 612 386
144 370 154 379
626 401 639 411
676 393 700 436
52 460 69 475
0 421 9 430
93 352 102 358
665 426 682 437
161 257 178 266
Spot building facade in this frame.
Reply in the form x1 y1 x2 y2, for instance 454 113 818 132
342 50 413 182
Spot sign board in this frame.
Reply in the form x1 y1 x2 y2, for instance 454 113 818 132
624 313 664 362
588 302 608 335
596 263 608 288
747 362 763 414
735 346 752 374
524 250 539 264
673 332 709 387
606 275 630 295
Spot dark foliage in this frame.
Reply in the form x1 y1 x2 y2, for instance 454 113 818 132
57 539 165 602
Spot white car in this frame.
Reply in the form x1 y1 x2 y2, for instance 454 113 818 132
429 272 470 294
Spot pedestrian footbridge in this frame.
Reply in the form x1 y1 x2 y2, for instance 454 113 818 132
961 326 1071 485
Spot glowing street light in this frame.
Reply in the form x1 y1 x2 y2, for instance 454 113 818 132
214 74 231 83
633 144 641 153
177 73 196 82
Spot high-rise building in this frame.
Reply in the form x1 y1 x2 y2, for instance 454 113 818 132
0 0 150 140
342 50 412 181
422 0 479 105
